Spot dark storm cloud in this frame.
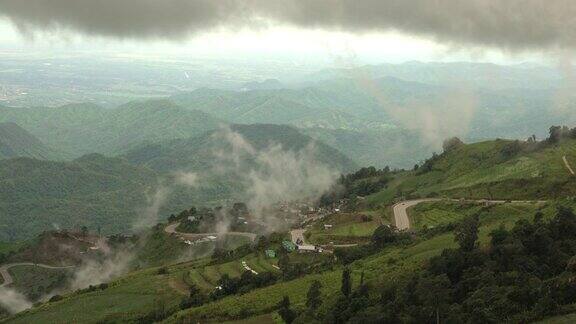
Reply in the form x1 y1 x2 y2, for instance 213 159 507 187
0 0 248 38
1 0 575 50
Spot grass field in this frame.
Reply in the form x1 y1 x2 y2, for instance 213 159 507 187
306 213 382 245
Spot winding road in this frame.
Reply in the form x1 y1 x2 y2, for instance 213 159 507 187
392 199 547 230
0 263 75 288
164 223 258 242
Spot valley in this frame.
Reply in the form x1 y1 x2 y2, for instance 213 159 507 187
1 60 576 324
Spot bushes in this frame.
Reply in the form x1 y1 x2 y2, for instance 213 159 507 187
317 206 576 323
210 271 280 301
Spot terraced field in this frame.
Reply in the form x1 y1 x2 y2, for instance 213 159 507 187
408 200 547 231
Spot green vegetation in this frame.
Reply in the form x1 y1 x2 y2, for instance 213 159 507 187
0 155 166 241
8 265 73 301
409 200 544 230
7 265 185 324
0 99 221 158
7 127 576 323
305 206 576 323
365 136 576 208
125 123 358 174
306 213 382 245
0 122 57 160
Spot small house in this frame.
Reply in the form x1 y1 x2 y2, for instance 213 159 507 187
324 224 333 230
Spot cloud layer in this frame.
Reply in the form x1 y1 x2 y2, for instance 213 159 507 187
1 0 575 50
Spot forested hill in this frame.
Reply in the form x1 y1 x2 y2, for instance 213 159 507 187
0 122 57 160
0 99 221 158
124 124 358 174
0 154 165 241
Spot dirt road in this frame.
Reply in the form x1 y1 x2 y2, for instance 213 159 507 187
392 199 546 230
164 223 257 242
563 156 575 175
0 263 75 287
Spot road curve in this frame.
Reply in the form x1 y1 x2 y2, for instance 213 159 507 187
393 199 547 231
392 199 442 230
164 223 257 242
0 263 75 288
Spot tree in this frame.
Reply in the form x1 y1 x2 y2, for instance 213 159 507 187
180 284 206 309
454 215 479 252
371 225 396 248
442 137 464 153
81 226 89 237
416 275 452 324
489 224 509 247
341 268 352 297
278 296 297 324
278 253 290 272
306 280 323 311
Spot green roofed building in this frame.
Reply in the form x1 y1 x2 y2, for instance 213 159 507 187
282 240 296 252
265 249 276 258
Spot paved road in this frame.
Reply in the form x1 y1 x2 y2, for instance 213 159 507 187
563 156 575 175
393 199 547 230
0 263 75 287
392 199 441 230
164 223 257 242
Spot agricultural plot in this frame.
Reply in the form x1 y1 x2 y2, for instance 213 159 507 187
306 213 381 245
8 266 183 324
186 253 280 290
409 200 544 231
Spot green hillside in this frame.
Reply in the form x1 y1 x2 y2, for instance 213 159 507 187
0 122 58 160
0 100 221 158
125 124 358 174
10 200 574 324
366 138 576 207
7 134 576 323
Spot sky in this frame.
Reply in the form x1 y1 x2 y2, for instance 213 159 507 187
0 0 565 67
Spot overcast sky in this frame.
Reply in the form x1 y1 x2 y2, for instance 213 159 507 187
0 1 572 65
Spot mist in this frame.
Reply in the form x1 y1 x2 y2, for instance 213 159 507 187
0 287 32 314
66 185 170 295
2 0 576 51
213 127 339 228
67 250 133 291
